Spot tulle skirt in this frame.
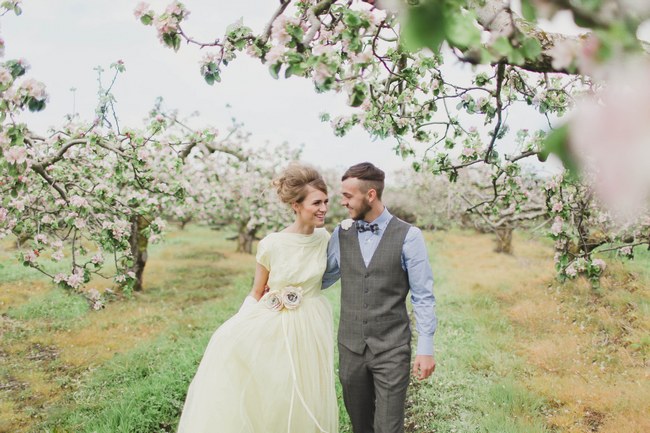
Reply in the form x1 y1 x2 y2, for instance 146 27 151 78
177 295 338 433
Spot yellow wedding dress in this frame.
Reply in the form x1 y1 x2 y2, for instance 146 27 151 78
177 228 338 433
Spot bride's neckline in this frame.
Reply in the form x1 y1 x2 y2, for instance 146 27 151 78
278 227 322 236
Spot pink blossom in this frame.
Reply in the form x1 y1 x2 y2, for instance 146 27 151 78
351 50 373 65
4 146 27 164
91 252 104 265
462 147 476 157
87 288 101 301
265 45 286 65
620 246 633 256
565 263 578 278
52 250 64 261
245 44 259 58
0 67 13 87
551 202 563 212
69 195 88 208
133 2 151 19
591 258 606 271
313 62 333 86
312 44 336 57
0 207 7 223
53 273 66 283
34 234 48 245
165 1 187 17
10 198 25 212
569 59 650 224
66 271 84 289
152 217 166 230
547 39 579 71
550 216 563 236
368 8 387 26
74 218 86 229
270 15 298 44
19 78 48 101
24 250 38 263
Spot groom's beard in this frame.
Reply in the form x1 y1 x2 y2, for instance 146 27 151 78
351 199 372 221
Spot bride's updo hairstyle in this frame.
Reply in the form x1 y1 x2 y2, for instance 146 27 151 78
273 163 328 206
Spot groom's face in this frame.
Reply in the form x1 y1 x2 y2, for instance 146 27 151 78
341 177 372 221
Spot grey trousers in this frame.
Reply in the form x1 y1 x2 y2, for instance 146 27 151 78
339 343 411 433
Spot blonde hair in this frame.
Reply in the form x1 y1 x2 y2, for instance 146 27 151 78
273 163 328 205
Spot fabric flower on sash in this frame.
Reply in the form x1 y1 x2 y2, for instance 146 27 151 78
281 286 303 310
264 290 284 311
263 286 304 311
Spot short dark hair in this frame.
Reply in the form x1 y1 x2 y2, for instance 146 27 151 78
342 162 385 200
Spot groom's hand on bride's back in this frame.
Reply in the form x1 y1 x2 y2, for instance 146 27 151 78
412 355 436 380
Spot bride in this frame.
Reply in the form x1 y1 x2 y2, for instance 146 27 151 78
177 163 338 433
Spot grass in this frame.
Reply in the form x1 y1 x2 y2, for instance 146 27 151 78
1 226 649 433
403 229 553 433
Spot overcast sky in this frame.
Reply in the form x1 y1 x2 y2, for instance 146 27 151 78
2 0 609 178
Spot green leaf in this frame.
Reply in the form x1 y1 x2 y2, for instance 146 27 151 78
492 36 512 57
521 0 537 21
444 11 481 51
401 2 445 53
343 11 362 27
140 15 153 25
27 98 46 112
348 83 367 107
522 37 542 60
162 33 181 52
507 49 526 65
539 124 579 176
269 62 281 80
285 64 305 78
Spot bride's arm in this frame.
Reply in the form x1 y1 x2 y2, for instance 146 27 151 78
248 263 270 301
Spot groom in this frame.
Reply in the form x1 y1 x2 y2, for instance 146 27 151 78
323 162 437 433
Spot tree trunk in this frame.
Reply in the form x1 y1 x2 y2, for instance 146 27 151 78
236 224 257 254
179 217 191 230
494 225 514 254
129 214 150 291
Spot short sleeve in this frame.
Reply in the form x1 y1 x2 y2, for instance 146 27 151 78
320 227 331 243
256 237 271 270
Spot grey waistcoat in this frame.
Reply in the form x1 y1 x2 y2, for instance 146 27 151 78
338 217 412 355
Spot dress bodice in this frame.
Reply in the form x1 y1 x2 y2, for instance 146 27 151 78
256 228 330 297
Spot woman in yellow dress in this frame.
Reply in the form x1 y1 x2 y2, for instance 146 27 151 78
177 163 338 433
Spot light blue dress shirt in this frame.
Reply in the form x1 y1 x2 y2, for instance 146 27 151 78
322 208 437 356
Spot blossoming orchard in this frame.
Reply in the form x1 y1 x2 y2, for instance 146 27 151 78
0 2 299 307
1 0 649 306
137 0 650 282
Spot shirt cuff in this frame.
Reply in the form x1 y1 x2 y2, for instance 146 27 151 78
415 335 435 356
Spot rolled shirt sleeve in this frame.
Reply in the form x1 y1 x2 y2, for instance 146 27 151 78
402 226 437 356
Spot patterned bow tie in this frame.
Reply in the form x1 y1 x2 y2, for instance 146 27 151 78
357 222 379 234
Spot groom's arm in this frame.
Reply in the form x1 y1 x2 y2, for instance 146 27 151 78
322 226 341 289
402 227 437 378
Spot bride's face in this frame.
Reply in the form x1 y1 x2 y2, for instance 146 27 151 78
293 186 329 228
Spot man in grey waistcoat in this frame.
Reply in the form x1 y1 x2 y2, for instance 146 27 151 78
323 162 437 433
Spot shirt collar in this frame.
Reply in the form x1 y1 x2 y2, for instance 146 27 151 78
363 207 392 230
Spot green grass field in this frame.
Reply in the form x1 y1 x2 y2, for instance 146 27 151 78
1 226 648 433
